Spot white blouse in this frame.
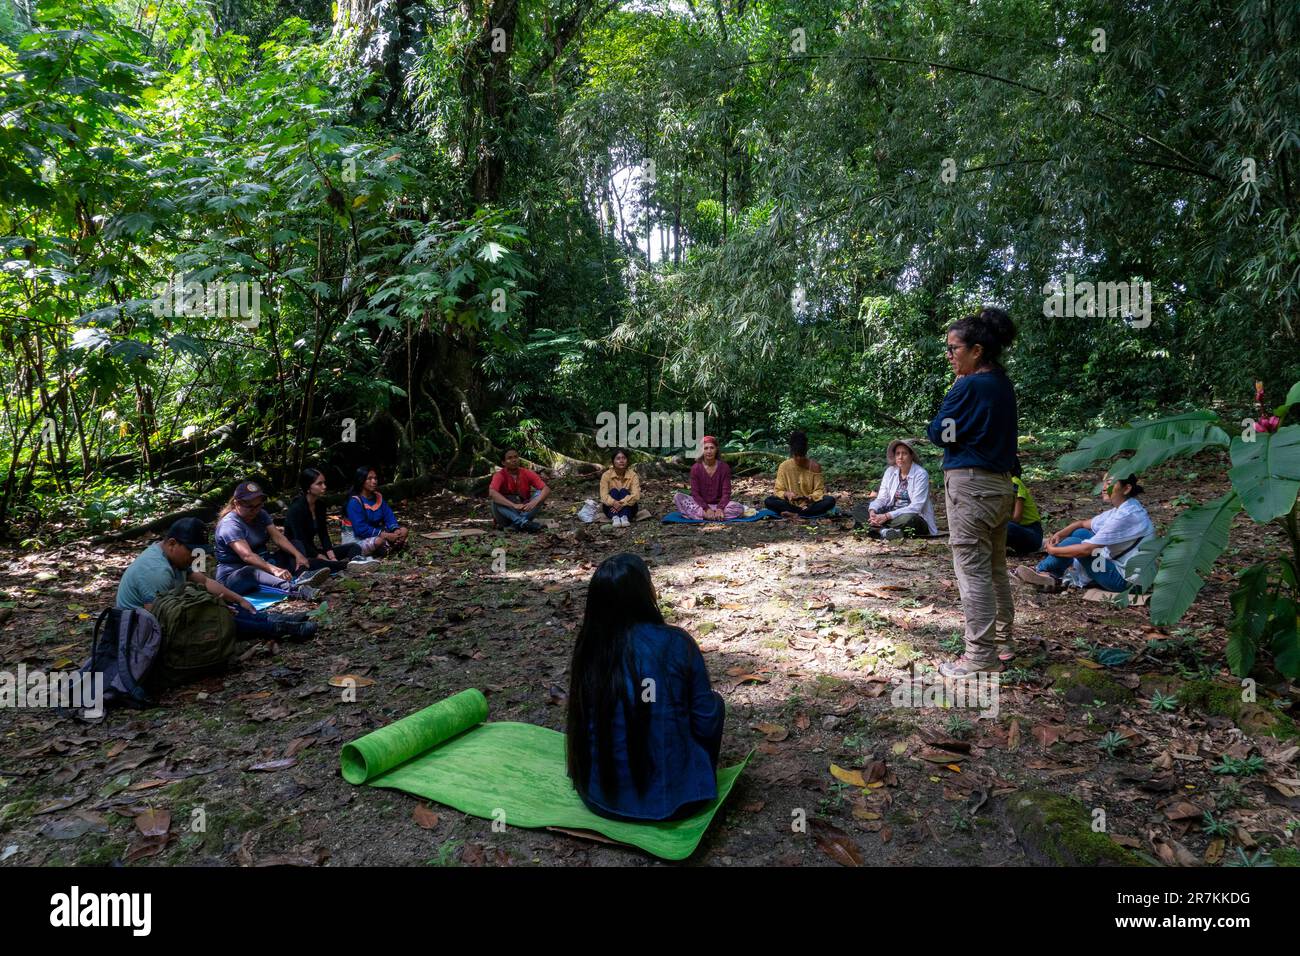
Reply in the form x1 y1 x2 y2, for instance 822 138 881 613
870 465 939 535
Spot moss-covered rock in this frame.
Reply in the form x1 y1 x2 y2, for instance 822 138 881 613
1175 679 1299 740
1046 663 1134 705
1270 847 1300 867
1006 790 1147 866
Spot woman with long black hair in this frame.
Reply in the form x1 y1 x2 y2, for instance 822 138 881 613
285 467 379 572
565 552 725 821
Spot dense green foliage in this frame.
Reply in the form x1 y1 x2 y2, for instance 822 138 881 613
1 0 1298 535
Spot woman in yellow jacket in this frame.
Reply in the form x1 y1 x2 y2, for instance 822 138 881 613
600 449 642 527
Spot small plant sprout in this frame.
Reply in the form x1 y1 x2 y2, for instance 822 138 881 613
1212 754 1266 777
1096 731 1126 757
944 713 974 739
1149 690 1178 713
1201 810 1233 837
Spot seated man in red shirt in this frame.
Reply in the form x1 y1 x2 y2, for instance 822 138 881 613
489 449 551 533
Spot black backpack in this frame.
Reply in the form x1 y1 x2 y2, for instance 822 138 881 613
79 607 166 710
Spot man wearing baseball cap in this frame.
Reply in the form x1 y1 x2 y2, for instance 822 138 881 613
116 517 317 642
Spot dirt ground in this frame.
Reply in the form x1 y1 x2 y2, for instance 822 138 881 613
2 446 1299 868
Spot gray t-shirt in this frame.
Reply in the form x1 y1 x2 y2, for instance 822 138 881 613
215 509 273 567
116 542 186 610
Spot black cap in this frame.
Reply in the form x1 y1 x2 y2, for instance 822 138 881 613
166 517 208 552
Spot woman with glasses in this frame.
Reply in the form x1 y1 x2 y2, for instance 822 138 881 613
213 480 329 600
925 307 1020 677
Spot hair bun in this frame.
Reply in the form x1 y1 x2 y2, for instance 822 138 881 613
978 307 1017 347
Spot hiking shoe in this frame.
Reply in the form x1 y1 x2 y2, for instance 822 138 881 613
293 585 322 602
278 621 319 643
879 528 904 541
293 566 331 589
1012 566 1064 591
347 556 380 573
938 657 1002 679
994 640 1017 663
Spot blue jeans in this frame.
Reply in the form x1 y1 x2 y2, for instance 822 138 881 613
1036 529 1129 591
492 488 544 529
603 487 638 519
1006 520 1043 555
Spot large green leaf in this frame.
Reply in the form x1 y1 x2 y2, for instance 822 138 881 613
1109 423 1231 477
1228 424 1300 523
1268 599 1300 679
1121 535 1168 593
1227 564 1271 677
1057 411 1219 474
1151 492 1242 626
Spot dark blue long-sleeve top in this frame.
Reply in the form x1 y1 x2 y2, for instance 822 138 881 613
925 367 1021 476
578 621 726 821
344 493 399 539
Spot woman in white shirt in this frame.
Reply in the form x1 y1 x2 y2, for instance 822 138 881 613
1014 473 1154 592
854 439 939 539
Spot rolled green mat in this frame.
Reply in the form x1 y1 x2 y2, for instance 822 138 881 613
340 687 488 784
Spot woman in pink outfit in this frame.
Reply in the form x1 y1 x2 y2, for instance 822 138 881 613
673 436 745 520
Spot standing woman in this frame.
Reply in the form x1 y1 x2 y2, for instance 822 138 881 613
672 436 744 520
925 308 1020 677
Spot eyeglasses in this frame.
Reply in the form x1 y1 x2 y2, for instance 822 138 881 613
945 343 963 355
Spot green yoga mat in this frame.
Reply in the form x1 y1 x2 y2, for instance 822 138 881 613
340 689 748 860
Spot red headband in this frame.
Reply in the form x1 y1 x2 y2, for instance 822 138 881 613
702 435 718 446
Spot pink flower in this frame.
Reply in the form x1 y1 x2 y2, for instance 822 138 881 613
1255 415 1280 434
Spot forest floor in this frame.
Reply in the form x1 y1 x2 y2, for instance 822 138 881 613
2 443 1299 868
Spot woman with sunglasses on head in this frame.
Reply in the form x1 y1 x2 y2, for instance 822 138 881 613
213 480 329 600
566 552 726 821
926 307 1020 677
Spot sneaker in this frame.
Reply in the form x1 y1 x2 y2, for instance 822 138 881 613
878 528 904 541
1012 565 1064 592
994 639 1017 663
293 566 331 589
347 556 380 573
293 584 322 602
522 520 543 534
938 656 1002 678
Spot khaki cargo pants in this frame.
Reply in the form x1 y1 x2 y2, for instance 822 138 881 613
944 467 1016 666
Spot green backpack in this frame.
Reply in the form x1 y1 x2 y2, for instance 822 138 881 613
149 583 238 687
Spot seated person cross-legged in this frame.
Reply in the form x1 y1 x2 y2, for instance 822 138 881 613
116 518 317 642
1013 473 1154 593
344 466 409 555
565 552 725 822
1005 475 1044 555
672 436 744 520
286 467 380 573
489 449 551 533
600 448 641 528
214 481 329 601
764 430 837 520
853 438 938 539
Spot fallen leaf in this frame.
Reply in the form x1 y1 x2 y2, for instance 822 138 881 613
328 674 375 688
135 808 171 838
752 721 789 742
247 758 297 772
412 804 440 829
1007 720 1021 751
811 821 864 866
830 764 867 787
